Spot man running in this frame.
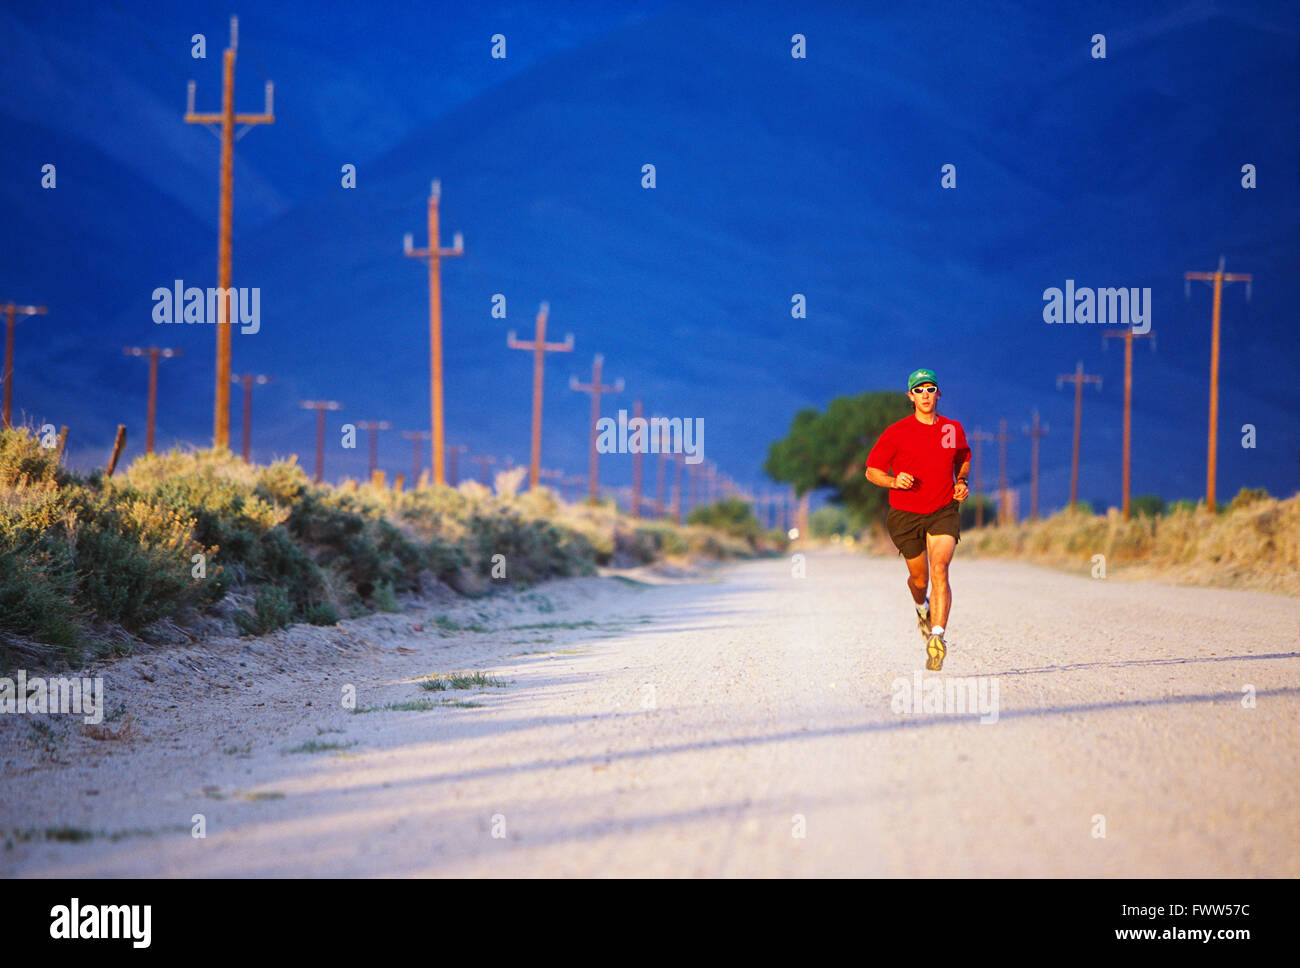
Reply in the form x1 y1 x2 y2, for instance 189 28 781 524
865 368 971 671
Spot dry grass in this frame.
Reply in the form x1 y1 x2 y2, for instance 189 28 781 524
958 491 1300 595
2 427 765 664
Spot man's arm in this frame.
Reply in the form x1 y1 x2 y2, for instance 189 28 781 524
867 466 915 490
952 457 971 501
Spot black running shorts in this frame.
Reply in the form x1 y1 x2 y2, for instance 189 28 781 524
886 499 961 559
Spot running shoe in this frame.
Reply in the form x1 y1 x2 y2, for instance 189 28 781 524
915 603 932 640
925 632 946 672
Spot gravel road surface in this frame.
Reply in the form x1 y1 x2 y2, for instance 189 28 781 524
3 551 1297 877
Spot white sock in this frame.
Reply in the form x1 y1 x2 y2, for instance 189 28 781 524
930 625 945 638
916 599 929 615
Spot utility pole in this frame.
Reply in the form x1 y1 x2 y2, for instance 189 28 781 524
654 420 669 518
995 419 1014 525
1185 256 1251 510
447 444 468 486
299 400 340 483
671 453 685 523
124 346 182 454
1057 361 1103 508
231 372 271 461
1103 326 1156 519
630 399 645 517
468 453 497 485
355 420 391 476
106 426 128 477
1022 410 1049 520
403 179 464 485
400 430 432 486
968 427 994 527
1 302 48 429
507 303 573 489
185 16 274 450
569 353 623 502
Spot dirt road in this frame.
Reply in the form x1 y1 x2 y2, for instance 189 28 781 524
3 551 1298 877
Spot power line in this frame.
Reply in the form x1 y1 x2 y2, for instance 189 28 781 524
403 179 464 485
0 302 48 429
299 399 341 482
569 353 623 502
506 302 573 489
1022 410 1049 521
231 372 272 461
184 16 274 450
124 346 182 453
1056 362 1102 509
1102 327 1155 519
1185 256 1251 509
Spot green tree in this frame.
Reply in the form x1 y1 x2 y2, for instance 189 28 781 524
687 497 760 543
763 391 913 519
809 505 851 538
1130 494 1166 517
958 496 997 529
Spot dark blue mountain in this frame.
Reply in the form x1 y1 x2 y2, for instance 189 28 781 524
2 0 1297 511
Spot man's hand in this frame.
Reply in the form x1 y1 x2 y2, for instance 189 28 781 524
892 472 915 490
953 480 970 502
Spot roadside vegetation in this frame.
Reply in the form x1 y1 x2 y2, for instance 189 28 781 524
686 496 774 547
958 488 1298 594
0 428 772 667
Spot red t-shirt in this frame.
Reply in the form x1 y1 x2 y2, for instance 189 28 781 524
866 414 971 514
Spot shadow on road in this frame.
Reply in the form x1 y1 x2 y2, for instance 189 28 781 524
988 651 1300 677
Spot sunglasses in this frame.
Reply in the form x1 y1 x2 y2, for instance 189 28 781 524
911 385 938 394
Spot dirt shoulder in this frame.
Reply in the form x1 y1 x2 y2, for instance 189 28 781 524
0 563 709 872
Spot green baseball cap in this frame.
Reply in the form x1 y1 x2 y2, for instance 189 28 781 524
907 368 938 391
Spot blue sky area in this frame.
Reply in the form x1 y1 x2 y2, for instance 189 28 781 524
1 0 1297 513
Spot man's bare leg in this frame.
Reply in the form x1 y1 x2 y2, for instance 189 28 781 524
926 533 957 633
904 550 928 605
